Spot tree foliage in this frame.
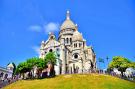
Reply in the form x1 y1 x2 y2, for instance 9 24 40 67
36 58 46 70
108 56 132 76
45 52 57 65
15 62 30 75
15 52 57 78
26 57 38 70
15 57 46 75
129 62 135 68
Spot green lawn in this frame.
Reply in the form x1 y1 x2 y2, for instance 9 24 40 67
4 74 135 89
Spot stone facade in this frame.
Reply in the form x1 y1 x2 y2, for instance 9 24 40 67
0 63 14 80
39 11 96 75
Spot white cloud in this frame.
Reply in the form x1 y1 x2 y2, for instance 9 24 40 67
28 22 59 34
29 25 42 32
32 46 40 55
44 22 59 33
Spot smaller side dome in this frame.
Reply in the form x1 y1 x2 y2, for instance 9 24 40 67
72 30 83 41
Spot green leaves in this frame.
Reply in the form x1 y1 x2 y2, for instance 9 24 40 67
16 52 57 75
129 62 135 68
35 59 46 70
16 62 30 74
26 57 38 70
108 56 133 73
45 52 57 65
16 57 45 74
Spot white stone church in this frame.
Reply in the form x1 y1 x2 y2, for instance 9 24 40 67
39 11 96 75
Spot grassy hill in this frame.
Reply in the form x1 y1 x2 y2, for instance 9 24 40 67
4 74 135 89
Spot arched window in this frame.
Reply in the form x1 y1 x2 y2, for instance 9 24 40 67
0 72 4 77
64 39 66 44
4 74 8 79
79 43 82 47
49 49 53 52
90 60 94 69
74 43 78 48
74 43 76 48
66 38 69 44
70 38 72 44
76 43 77 47
45 51 47 54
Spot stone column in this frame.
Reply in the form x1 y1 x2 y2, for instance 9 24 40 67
62 49 66 74
60 40 66 74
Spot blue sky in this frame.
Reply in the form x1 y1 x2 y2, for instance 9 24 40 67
0 0 135 69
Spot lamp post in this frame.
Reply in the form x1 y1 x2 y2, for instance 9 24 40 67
106 56 109 68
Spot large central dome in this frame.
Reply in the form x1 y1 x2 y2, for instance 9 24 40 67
60 11 76 30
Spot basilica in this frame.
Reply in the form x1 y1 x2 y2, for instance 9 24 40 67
39 11 96 75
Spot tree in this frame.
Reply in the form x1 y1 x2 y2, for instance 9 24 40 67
129 62 135 69
44 52 57 77
36 58 46 71
26 57 47 78
35 58 46 78
16 62 30 79
45 52 57 65
26 57 38 71
15 57 46 79
108 56 131 77
26 57 38 78
15 53 57 79
12 62 16 75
